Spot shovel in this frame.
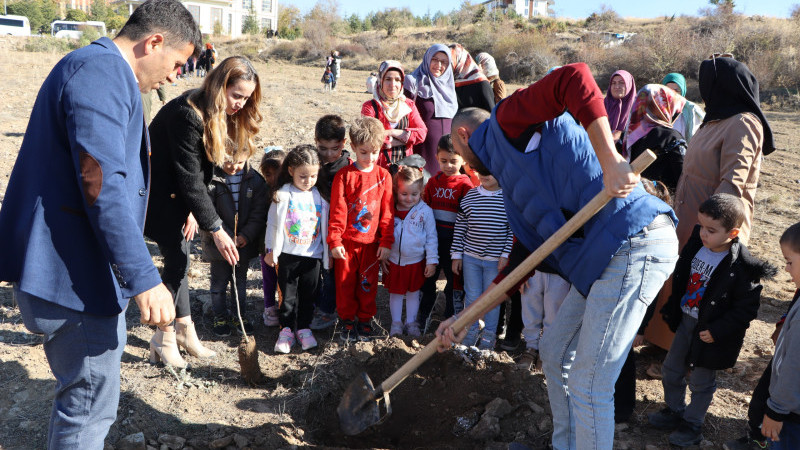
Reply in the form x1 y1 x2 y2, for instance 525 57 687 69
230 213 266 385
337 150 658 436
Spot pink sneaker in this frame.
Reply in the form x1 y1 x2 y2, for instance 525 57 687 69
296 329 318 351
274 327 295 354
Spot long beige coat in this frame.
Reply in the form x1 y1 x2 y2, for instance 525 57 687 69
673 112 764 248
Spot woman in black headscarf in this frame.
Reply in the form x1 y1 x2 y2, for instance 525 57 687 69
673 55 775 249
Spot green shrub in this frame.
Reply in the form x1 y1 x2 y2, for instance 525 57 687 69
23 36 76 53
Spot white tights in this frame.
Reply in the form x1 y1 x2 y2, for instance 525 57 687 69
389 291 420 324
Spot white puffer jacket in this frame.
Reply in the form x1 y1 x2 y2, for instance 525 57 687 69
388 200 438 266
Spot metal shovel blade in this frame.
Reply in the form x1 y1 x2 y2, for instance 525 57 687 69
337 372 384 436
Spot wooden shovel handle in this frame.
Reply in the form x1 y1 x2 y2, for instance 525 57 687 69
379 150 658 395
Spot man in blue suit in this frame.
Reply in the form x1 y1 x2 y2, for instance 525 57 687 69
0 0 200 447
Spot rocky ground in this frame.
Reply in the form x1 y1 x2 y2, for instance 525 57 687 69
1 36 800 449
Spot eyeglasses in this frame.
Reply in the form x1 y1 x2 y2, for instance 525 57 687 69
430 57 449 66
709 52 734 60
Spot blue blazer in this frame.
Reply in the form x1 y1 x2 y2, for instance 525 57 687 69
0 38 162 315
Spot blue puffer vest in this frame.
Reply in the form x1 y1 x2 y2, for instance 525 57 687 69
469 110 677 296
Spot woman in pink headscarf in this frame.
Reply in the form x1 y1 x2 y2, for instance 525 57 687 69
623 84 687 191
604 70 636 142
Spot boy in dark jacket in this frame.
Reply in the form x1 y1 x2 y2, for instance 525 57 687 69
202 154 268 336
649 193 774 447
311 114 351 330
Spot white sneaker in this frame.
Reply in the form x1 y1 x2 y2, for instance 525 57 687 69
390 321 404 336
404 322 421 337
274 327 295 354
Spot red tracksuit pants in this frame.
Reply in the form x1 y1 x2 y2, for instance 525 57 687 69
335 240 380 321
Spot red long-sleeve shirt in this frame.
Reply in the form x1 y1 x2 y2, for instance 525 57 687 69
495 62 608 140
423 172 474 230
327 163 394 249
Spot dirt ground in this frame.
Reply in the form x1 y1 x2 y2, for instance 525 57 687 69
1 36 800 450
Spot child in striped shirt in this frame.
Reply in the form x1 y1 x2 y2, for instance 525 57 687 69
451 172 513 350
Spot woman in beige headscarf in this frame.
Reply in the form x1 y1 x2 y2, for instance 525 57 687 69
476 52 506 103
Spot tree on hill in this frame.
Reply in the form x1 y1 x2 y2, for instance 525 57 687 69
89 0 108 22
65 8 88 22
372 7 412 36
242 6 260 35
7 0 58 33
277 4 302 39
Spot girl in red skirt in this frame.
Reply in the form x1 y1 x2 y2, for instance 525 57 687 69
383 166 439 336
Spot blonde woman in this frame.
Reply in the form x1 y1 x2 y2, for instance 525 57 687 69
145 56 262 367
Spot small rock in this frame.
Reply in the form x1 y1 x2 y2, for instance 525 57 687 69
12 390 30 403
468 391 479 400
484 398 514 418
467 414 500 440
158 434 186 449
19 420 37 430
537 416 551 431
159 445 168 450
491 371 505 383
527 401 545 414
615 422 629 432
103 443 115 450
117 432 147 450
452 411 481 436
209 435 233 449
206 423 223 432
232 433 249 448
613 440 630 450
700 439 714 447
348 342 374 362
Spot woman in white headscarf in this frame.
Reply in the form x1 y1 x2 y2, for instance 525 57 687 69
404 43 459 174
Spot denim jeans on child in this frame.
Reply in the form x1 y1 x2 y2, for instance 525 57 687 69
15 288 127 450
539 222 678 450
661 314 718 427
521 271 571 350
462 254 502 348
771 421 800 450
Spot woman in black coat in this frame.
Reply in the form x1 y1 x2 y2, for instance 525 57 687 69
146 56 262 367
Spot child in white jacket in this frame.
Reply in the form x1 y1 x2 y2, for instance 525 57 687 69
265 146 329 353
383 166 438 337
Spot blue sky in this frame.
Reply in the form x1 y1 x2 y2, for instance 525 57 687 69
287 0 793 19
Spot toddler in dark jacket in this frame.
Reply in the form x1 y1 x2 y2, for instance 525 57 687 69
648 193 775 447
202 154 268 336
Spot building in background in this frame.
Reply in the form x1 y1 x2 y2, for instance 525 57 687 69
482 0 555 19
117 0 277 37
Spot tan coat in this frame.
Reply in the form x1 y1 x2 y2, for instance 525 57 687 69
674 112 764 248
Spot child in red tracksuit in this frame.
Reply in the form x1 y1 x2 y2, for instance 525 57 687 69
328 117 394 342
417 134 474 333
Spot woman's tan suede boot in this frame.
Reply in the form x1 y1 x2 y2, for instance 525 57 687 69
176 320 217 358
149 328 188 368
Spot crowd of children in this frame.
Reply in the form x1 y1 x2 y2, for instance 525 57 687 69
193 108 800 449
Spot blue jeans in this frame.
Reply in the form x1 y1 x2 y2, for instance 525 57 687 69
539 224 678 450
462 254 501 349
771 421 800 450
15 287 127 450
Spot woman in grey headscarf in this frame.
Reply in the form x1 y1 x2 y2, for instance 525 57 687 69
476 52 506 103
404 43 459 174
